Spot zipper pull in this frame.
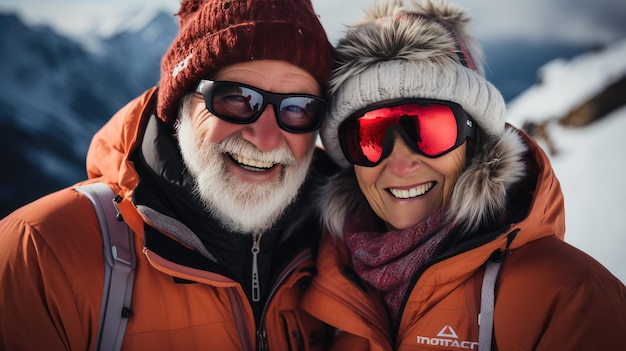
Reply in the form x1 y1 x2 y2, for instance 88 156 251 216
251 233 262 302
257 327 269 351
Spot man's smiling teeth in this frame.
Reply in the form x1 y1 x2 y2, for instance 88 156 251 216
389 182 434 199
232 153 275 170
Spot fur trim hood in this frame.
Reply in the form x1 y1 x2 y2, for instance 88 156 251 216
318 126 527 237
316 0 526 237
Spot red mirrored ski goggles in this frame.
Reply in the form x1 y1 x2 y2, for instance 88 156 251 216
338 99 476 167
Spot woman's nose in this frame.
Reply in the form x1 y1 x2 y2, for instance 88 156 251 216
384 134 422 177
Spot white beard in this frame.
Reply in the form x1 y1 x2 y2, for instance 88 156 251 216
176 95 314 235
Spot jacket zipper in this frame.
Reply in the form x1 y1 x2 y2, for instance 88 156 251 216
251 232 263 302
225 232 265 351
257 249 312 351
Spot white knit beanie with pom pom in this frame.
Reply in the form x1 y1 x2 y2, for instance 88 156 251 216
321 0 506 168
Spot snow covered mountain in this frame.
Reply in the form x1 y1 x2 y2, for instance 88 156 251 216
0 11 177 214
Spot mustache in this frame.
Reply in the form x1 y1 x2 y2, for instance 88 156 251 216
217 134 297 167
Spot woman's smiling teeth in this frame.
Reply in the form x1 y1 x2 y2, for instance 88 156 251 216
388 182 435 199
231 153 275 171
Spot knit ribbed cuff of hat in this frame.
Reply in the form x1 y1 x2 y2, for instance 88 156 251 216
321 59 506 168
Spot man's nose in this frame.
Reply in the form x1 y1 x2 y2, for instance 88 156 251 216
240 105 283 151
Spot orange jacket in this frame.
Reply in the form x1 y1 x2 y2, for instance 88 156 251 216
302 130 626 350
0 88 329 351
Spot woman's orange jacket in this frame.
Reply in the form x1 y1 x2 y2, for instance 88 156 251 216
302 130 626 350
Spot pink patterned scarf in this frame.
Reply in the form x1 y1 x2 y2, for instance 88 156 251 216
344 204 453 321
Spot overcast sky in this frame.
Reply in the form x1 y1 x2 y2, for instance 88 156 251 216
316 0 626 45
1 0 625 46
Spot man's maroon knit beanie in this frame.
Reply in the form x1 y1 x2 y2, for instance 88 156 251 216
157 0 335 125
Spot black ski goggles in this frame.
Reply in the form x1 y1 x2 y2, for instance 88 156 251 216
195 79 326 133
338 99 476 167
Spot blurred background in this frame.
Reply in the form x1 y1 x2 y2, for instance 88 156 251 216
0 0 625 282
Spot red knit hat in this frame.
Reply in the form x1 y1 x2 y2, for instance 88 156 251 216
157 0 335 125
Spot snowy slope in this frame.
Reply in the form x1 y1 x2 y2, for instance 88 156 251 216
508 40 626 124
507 39 626 283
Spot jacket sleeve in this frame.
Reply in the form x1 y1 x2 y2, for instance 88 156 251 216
534 272 626 350
493 235 626 350
0 190 104 351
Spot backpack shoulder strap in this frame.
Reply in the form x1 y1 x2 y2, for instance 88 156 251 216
76 182 136 351
478 259 502 351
